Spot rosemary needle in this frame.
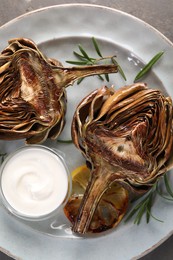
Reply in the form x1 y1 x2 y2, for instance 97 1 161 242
66 60 91 65
78 44 92 62
156 181 173 201
92 37 103 58
73 51 88 60
111 57 127 81
163 174 173 197
77 77 85 84
57 139 73 144
134 51 164 82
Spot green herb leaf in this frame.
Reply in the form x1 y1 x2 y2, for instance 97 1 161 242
134 202 146 225
57 139 73 144
77 77 85 84
78 44 92 61
164 174 173 197
146 209 164 223
111 57 127 81
73 51 87 60
156 181 173 201
98 75 104 81
104 73 109 82
124 207 138 222
125 195 149 222
92 37 103 58
134 51 164 82
66 60 89 65
146 193 153 223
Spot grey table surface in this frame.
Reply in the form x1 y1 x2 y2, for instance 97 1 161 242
0 0 173 260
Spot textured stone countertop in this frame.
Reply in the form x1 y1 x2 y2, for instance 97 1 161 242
0 1 173 260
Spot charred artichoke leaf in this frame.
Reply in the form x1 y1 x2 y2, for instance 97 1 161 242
0 38 118 144
70 83 173 233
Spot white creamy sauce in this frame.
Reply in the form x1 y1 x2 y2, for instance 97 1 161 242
1 147 68 217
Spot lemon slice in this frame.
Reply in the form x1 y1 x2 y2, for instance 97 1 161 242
64 164 129 233
71 164 90 191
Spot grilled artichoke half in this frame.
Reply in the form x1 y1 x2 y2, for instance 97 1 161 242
66 83 173 234
0 38 118 143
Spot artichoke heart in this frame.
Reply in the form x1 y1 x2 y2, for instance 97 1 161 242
67 83 173 234
0 38 118 144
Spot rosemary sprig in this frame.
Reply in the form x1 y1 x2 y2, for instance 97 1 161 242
134 51 164 82
66 37 126 84
125 172 173 225
57 139 73 144
125 182 163 225
67 38 164 84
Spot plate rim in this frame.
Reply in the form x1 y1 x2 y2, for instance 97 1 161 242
1 3 173 48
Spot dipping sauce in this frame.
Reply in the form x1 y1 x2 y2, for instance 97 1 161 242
0 145 71 219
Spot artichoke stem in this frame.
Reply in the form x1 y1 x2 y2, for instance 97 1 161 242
62 64 118 87
72 165 113 234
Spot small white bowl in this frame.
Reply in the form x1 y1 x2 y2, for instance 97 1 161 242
0 145 71 221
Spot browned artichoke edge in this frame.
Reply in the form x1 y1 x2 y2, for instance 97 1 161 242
0 38 118 144
64 83 173 234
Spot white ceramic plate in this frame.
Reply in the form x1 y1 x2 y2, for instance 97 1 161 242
0 4 173 260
